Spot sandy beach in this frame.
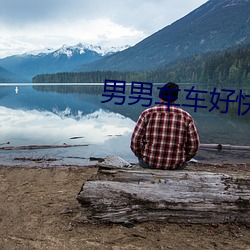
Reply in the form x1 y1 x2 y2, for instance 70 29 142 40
0 163 249 250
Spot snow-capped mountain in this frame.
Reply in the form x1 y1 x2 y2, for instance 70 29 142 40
0 43 130 81
29 43 130 58
51 43 130 58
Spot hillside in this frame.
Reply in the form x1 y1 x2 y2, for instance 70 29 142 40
76 0 250 72
0 65 26 83
152 43 250 84
0 44 129 81
33 43 250 84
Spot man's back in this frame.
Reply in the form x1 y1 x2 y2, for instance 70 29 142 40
131 104 200 169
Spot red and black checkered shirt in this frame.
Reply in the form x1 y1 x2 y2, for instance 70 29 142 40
130 105 200 169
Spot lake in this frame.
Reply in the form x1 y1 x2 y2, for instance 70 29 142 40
0 82 250 167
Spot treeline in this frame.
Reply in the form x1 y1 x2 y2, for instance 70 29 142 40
153 43 250 84
0 78 10 83
32 71 151 83
32 43 250 84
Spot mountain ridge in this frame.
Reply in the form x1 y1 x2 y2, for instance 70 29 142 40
0 43 130 81
32 42 250 84
75 0 250 72
1 0 249 82
0 65 27 83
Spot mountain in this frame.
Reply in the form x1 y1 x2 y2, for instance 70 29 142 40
0 65 26 83
32 42 250 84
75 0 250 72
0 43 130 81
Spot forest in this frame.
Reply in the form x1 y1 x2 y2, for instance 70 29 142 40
32 43 250 84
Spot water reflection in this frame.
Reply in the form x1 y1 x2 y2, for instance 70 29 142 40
0 106 134 145
33 83 250 122
0 83 250 166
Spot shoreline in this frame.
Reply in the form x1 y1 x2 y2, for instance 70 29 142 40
0 163 249 249
1 161 250 172
2 146 250 168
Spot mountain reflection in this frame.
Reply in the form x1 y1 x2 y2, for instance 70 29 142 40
0 106 134 146
33 83 250 122
0 83 250 166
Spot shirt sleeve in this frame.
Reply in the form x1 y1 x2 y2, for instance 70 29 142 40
130 113 147 158
185 118 200 161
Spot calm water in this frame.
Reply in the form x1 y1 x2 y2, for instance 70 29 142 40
0 83 250 167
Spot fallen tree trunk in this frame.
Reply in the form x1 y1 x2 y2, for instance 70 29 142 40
77 166 250 225
0 144 88 150
200 143 250 151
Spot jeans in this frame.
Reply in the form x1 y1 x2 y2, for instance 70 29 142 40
138 158 188 170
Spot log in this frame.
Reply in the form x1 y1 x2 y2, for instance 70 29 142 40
77 166 250 225
200 143 250 151
0 144 88 151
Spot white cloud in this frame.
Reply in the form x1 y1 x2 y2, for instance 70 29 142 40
0 19 145 57
0 18 145 57
0 0 208 58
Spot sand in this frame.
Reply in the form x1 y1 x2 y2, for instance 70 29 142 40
0 164 249 250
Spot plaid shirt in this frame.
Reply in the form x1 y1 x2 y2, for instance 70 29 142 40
130 105 200 169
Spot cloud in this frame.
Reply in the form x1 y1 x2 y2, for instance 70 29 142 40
0 0 74 25
0 0 208 57
0 17 145 57
0 0 207 31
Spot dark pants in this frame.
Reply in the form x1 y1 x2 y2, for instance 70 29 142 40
138 158 188 170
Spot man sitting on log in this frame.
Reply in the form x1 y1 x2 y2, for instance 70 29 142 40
130 82 200 170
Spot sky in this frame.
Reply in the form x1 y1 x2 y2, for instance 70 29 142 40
0 0 208 58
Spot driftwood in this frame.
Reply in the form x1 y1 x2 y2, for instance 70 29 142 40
77 165 250 225
14 157 57 163
200 143 250 151
0 144 88 151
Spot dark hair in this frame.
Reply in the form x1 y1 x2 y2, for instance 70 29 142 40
159 82 179 103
